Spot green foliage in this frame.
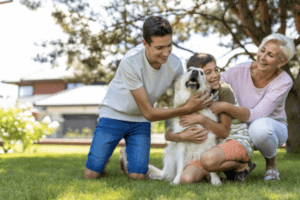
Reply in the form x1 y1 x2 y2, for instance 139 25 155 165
0 103 59 153
151 121 166 134
22 0 300 79
65 127 94 138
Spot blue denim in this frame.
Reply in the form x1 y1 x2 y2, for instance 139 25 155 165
86 118 151 174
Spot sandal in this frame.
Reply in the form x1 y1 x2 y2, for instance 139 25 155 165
224 161 257 183
264 169 280 181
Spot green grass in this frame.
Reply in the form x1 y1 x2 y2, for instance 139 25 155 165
1 146 300 200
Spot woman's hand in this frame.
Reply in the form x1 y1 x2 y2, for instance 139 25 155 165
209 101 227 114
179 126 209 144
179 113 204 127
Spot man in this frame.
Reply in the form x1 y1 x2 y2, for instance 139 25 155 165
84 16 212 180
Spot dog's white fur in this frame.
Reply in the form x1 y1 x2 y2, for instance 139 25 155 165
148 67 222 186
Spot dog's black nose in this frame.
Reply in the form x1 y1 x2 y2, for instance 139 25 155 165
192 70 198 76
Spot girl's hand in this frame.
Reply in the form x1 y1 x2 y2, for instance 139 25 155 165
179 113 203 127
179 126 209 144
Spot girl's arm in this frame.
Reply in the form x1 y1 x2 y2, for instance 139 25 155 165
179 112 231 139
210 101 250 122
165 126 209 144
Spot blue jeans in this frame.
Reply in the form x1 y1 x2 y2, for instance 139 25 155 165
86 118 151 174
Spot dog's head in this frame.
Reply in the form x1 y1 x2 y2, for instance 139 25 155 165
174 66 211 106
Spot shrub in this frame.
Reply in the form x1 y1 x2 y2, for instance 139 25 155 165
65 127 94 138
151 120 166 133
0 103 59 153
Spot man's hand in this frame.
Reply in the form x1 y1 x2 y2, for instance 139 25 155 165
179 126 209 144
184 91 213 113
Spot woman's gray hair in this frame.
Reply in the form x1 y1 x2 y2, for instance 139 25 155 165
258 33 295 62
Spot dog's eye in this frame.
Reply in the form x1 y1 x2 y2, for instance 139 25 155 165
187 69 192 72
200 71 204 75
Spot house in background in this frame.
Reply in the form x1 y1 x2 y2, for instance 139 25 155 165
2 67 107 138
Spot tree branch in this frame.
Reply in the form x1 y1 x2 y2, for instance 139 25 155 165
278 0 287 34
259 0 271 35
223 0 264 46
292 3 300 37
220 4 256 60
237 0 265 46
222 52 256 69
172 42 195 54
251 0 260 15
184 3 256 60
0 0 13 4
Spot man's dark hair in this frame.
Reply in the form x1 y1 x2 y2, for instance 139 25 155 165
143 16 173 45
186 53 216 69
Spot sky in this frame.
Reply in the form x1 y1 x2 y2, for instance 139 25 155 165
0 0 66 100
0 0 255 105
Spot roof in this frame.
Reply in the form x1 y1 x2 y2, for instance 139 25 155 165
18 94 53 105
34 85 108 107
2 67 75 84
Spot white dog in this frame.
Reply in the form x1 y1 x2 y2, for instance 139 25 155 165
148 66 222 186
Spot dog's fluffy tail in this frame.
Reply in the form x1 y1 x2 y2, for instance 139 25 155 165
147 164 163 180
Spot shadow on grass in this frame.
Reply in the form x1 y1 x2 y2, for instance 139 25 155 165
1 148 300 200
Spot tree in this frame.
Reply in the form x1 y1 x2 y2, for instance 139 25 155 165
21 0 300 153
0 0 13 5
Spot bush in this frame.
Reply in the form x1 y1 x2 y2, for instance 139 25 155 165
0 103 59 153
151 120 166 133
65 127 94 138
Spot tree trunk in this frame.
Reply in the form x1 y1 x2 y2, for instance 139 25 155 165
285 87 300 153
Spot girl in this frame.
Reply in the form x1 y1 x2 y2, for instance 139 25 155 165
165 53 256 184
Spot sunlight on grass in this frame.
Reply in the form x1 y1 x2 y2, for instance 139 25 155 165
1 145 300 200
150 148 164 154
36 145 90 154
3 144 91 155
261 188 298 200
55 183 132 200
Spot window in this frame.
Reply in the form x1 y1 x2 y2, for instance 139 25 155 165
19 86 34 97
66 83 83 90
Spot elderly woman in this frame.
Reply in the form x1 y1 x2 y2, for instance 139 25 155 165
209 33 295 181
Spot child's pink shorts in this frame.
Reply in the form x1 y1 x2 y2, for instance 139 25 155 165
189 140 250 172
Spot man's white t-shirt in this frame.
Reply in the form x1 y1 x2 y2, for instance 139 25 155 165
99 44 184 122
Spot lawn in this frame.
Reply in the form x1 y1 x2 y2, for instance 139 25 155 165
1 145 300 200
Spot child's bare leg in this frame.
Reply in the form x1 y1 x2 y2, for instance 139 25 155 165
201 146 256 182
200 146 246 172
180 165 207 184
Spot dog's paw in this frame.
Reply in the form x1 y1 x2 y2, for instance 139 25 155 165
170 180 180 185
147 173 162 180
210 172 222 186
170 177 181 185
211 178 222 186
